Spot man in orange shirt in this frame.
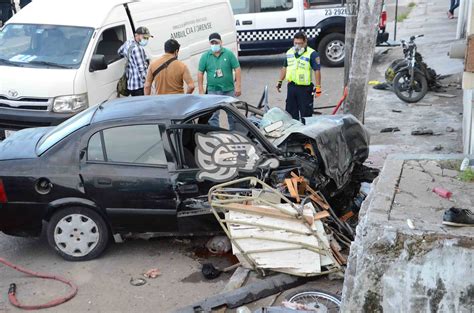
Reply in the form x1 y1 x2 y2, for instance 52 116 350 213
144 39 195 95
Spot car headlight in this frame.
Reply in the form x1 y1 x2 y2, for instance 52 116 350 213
53 94 88 113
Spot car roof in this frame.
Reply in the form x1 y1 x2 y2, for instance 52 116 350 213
91 95 238 124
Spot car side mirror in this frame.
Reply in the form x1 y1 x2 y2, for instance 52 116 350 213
89 54 108 72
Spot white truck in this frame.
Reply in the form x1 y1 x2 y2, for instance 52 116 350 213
230 0 389 67
0 0 237 138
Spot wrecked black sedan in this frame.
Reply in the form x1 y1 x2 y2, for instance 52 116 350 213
0 95 373 261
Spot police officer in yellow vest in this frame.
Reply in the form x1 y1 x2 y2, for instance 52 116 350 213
277 32 321 120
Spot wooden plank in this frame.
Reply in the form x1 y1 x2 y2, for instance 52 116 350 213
314 211 330 220
222 203 295 220
223 267 250 292
285 178 300 203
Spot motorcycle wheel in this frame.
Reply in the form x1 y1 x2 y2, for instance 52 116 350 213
393 71 428 103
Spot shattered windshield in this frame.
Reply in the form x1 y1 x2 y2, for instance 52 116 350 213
0 24 93 69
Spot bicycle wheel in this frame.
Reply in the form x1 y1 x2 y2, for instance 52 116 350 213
286 289 341 313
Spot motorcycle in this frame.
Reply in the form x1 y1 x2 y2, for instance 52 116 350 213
385 35 434 103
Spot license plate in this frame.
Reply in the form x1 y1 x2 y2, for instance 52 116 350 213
4 130 17 138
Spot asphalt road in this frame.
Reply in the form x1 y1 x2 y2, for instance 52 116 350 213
239 54 346 115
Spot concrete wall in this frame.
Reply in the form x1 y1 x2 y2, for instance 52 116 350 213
341 156 474 313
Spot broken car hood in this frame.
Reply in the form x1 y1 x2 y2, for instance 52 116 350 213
260 108 370 188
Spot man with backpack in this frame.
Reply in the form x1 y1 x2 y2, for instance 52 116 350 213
117 27 152 96
144 39 195 95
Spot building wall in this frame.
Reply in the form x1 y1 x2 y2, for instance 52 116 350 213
462 0 474 154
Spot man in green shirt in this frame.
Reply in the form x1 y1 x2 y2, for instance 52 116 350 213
198 33 241 129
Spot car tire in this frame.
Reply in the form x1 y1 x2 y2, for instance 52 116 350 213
47 207 110 261
318 33 345 67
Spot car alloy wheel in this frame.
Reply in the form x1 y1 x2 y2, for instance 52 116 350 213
54 214 100 257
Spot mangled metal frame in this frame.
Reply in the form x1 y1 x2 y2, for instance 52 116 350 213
208 177 342 277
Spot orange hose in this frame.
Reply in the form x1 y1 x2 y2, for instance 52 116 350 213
1 257 78 310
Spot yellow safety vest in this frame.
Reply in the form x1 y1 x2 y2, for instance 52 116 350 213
285 47 315 86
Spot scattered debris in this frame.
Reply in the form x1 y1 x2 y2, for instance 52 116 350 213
446 126 455 133
373 82 391 90
433 145 444 151
224 267 251 292
407 219 415 230
434 93 457 98
392 109 403 113
282 301 320 311
129 278 147 286
143 268 161 279
381 127 400 133
206 236 232 255
176 273 307 312
411 128 434 136
432 187 452 199
413 103 432 107
202 263 241 280
209 177 351 277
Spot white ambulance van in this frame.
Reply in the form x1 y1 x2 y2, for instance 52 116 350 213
0 0 237 138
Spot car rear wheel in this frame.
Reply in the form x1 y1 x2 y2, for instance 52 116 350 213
47 207 110 261
318 33 345 67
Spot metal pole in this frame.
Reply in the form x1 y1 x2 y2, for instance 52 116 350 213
394 0 398 41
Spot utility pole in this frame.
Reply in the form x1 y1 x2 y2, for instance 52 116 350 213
344 0 384 122
344 0 358 87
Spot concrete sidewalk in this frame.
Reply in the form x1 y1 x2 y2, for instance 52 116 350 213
366 0 465 168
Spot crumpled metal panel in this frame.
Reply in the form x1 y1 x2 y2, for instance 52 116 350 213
260 108 370 188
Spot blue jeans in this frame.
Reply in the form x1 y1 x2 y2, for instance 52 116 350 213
450 0 460 13
208 90 236 130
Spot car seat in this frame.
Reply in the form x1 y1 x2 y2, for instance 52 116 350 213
96 29 123 64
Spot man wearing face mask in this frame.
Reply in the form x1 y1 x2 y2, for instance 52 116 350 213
277 32 322 121
198 33 241 129
118 27 152 96
144 39 194 95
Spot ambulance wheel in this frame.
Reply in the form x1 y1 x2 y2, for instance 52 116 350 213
318 33 345 67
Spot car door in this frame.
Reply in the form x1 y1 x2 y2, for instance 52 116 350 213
79 123 178 233
252 0 304 51
84 23 132 106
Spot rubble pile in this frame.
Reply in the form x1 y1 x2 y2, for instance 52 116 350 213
209 176 366 277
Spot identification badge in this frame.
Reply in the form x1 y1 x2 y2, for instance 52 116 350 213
299 74 306 82
215 69 224 78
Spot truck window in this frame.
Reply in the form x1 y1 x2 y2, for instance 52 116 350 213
260 0 293 12
94 25 125 65
230 0 255 14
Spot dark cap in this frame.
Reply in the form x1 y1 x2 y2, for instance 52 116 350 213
135 26 153 38
209 33 222 42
